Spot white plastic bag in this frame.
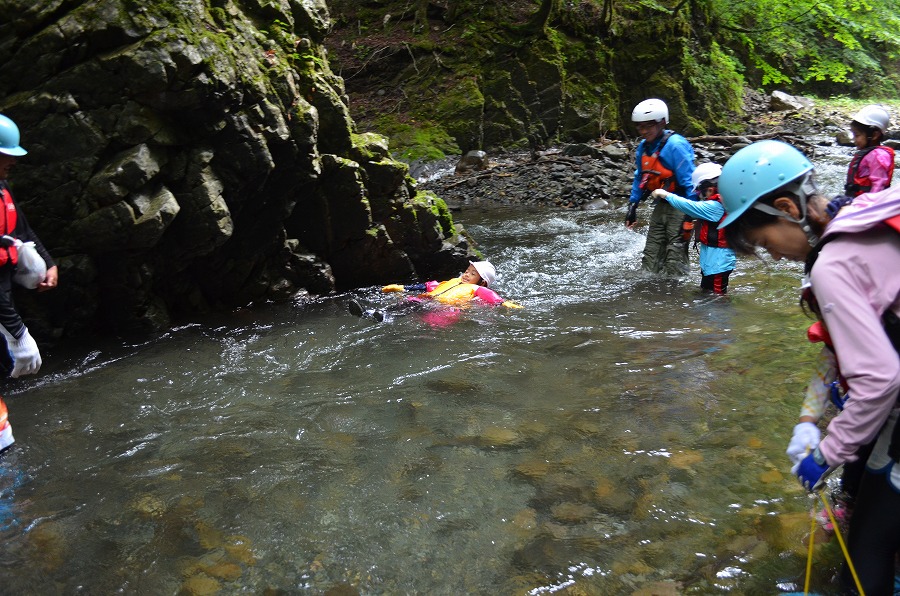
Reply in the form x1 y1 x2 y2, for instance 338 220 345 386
13 240 47 289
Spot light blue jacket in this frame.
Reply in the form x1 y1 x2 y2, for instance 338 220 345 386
664 193 736 275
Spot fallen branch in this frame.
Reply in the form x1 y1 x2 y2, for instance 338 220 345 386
443 171 515 188
687 132 785 144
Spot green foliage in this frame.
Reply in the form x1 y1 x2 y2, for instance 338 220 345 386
682 41 744 127
713 0 900 93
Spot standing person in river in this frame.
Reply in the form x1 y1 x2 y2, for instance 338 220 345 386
624 98 696 276
845 104 894 197
650 162 736 295
718 139 900 596
0 114 59 454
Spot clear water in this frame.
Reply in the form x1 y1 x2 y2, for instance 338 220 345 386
0 140 858 594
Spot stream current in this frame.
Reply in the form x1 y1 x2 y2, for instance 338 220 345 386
0 139 860 594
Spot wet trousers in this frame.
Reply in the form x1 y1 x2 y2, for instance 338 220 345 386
641 200 689 276
700 270 731 295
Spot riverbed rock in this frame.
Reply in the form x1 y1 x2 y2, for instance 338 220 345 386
769 90 815 112
0 0 476 337
455 150 489 174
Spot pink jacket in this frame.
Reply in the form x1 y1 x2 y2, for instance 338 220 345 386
854 147 894 195
812 185 900 465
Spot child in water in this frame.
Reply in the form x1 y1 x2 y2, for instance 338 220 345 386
349 261 521 322
650 162 736 294
845 104 894 197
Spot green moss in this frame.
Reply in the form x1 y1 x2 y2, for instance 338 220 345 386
682 41 745 131
411 190 456 237
371 115 459 161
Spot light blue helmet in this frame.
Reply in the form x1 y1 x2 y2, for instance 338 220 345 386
0 114 27 157
719 140 814 228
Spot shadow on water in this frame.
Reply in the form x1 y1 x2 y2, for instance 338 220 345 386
0 142 857 594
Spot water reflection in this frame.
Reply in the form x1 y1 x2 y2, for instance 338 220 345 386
0 140 854 593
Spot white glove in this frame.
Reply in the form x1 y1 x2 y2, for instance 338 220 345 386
786 421 821 467
1 327 42 378
650 189 669 201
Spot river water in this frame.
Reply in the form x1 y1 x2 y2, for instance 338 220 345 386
0 141 858 594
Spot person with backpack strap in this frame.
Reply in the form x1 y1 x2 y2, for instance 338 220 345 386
624 98 696 276
0 114 59 454
719 139 900 596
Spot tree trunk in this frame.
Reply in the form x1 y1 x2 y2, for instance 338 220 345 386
524 0 558 33
414 0 429 31
446 0 464 23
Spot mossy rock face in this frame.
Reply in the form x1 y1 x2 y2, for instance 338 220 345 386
643 72 707 136
325 3 746 155
435 76 485 154
0 0 473 336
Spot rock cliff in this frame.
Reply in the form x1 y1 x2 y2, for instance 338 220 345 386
0 0 475 338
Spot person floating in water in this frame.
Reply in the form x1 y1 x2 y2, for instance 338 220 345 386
349 261 521 322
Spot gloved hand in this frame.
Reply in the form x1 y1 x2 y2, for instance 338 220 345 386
650 189 669 201
1 327 42 378
382 284 405 293
796 447 830 492
786 421 821 467
501 301 523 309
625 202 639 227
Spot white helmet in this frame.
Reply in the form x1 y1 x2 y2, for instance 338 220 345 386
631 99 669 124
470 261 496 287
851 105 890 133
691 162 723 190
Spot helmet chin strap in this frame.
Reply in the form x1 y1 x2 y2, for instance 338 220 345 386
751 172 820 246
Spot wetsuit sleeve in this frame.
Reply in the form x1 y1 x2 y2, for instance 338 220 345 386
0 277 25 339
473 286 504 305
0 188 41 340
628 142 646 203
663 194 725 221
812 234 900 465
9 191 55 268
661 134 696 197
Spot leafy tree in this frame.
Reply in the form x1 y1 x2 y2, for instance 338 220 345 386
712 0 900 94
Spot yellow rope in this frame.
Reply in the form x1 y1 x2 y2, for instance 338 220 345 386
803 500 816 596
819 491 866 596
804 498 817 595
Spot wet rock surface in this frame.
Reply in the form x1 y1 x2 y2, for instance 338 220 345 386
419 90 897 211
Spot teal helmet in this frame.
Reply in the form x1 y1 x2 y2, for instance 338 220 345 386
0 114 27 157
719 140 813 228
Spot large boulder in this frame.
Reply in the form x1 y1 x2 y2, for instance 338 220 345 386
0 0 475 337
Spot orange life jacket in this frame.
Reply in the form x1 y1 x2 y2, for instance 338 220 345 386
0 185 18 267
845 145 895 196
696 194 729 248
638 132 676 193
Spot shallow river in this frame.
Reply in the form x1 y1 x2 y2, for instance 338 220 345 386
0 141 858 594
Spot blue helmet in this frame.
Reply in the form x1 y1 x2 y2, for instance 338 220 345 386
719 140 813 228
0 114 27 157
